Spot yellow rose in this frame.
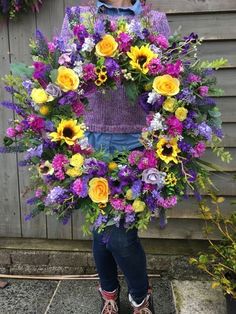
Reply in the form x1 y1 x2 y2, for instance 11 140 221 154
96 34 118 57
56 66 79 92
70 153 84 168
153 74 180 96
31 88 49 104
175 107 188 121
88 177 110 204
126 189 134 200
108 162 118 171
66 167 83 177
39 105 50 115
163 98 175 112
133 199 146 213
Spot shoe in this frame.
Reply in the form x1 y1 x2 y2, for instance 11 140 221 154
129 287 155 314
98 284 120 314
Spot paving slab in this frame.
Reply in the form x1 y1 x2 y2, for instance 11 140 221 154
0 279 58 314
171 280 227 314
47 278 176 314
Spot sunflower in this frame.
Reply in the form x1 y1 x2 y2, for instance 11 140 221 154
50 119 84 146
156 137 180 164
127 45 157 74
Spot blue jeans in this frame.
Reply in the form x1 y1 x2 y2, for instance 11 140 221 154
92 223 149 304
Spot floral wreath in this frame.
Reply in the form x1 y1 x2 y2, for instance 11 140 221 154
0 0 43 19
0 5 231 235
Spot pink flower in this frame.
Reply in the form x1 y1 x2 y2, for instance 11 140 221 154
117 32 132 52
191 142 206 158
156 34 169 49
198 86 209 97
125 204 134 213
27 114 45 132
58 53 71 65
72 178 83 195
147 58 164 76
83 63 96 81
35 189 43 198
110 198 126 211
157 195 177 209
164 60 183 77
6 127 17 137
137 150 158 170
48 42 56 53
110 21 117 32
128 150 143 166
52 154 69 181
166 116 183 136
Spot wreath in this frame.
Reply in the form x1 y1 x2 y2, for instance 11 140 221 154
0 0 43 19
0 6 231 235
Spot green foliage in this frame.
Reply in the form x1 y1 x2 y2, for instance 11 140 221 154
211 136 233 164
200 58 228 70
10 63 34 79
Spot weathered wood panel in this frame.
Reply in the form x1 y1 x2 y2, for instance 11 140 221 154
8 14 47 238
0 21 21 237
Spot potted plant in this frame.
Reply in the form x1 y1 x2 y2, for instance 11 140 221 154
189 196 236 314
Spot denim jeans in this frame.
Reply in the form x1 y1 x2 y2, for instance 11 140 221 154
92 223 149 304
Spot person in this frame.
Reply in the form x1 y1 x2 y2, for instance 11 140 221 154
60 1 171 313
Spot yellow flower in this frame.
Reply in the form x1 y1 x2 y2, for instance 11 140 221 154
156 137 180 164
126 189 134 200
31 88 49 104
96 34 118 57
88 177 110 204
163 97 176 112
56 66 80 92
66 167 83 177
95 79 102 86
99 73 108 83
165 173 177 186
70 153 84 168
132 199 146 213
50 119 84 146
108 162 118 171
39 105 50 116
38 161 54 177
153 74 180 96
127 45 157 74
175 107 188 121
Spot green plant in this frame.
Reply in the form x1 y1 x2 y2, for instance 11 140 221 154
189 197 236 298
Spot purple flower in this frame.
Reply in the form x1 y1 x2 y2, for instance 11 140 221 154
187 169 197 182
27 114 45 132
109 178 127 195
156 34 169 49
198 86 209 97
83 63 96 81
191 141 206 158
118 165 136 183
58 91 78 105
137 150 158 170
22 80 33 94
0 100 26 117
157 195 177 209
93 213 108 229
139 92 164 114
33 61 50 80
197 122 212 141
6 127 17 137
46 83 62 98
94 20 105 36
164 60 183 77
73 24 89 43
72 178 88 198
117 32 132 52
84 158 108 177
24 144 43 160
147 58 164 76
44 186 68 206
166 116 183 136
187 73 201 83
142 168 166 186
105 58 120 77
131 180 142 198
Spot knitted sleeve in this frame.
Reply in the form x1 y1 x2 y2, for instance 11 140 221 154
150 11 171 38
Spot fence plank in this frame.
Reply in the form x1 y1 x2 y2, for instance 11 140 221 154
8 14 47 238
0 21 21 237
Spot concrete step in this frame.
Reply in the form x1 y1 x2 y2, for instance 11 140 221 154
171 280 227 314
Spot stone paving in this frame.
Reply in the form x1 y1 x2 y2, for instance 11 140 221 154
0 278 227 314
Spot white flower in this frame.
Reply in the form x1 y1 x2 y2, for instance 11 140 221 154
73 61 83 77
150 113 165 131
147 90 161 104
81 37 95 52
78 137 89 150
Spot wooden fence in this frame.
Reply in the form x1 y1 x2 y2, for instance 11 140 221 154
0 0 235 241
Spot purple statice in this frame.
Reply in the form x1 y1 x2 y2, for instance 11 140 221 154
72 100 85 117
128 19 144 39
187 73 201 83
58 91 78 105
118 165 136 184
212 127 223 139
24 213 33 222
94 19 105 36
93 213 108 229
202 68 214 76
178 140 192 154
176 88 196 104
35 29 49 58
183 117 196 130
145 194 157 212
0 101 26 117
65 7 73 23
105 58 120 77
131 180 142 198
44 186 68 206
124 212 136 227
84 158 108 177
24 144 43 161
71 178 88 198
197 122 212 141
139 92 164 114
26 197 38 205
116 32 132 52
22 80 33 94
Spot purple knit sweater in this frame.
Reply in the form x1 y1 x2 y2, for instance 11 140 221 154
60 6 171 133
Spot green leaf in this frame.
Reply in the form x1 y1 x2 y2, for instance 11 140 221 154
124 81 139 103
3 137 14 146
10 63 34 78
200 58 228 70
49 69 58 83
